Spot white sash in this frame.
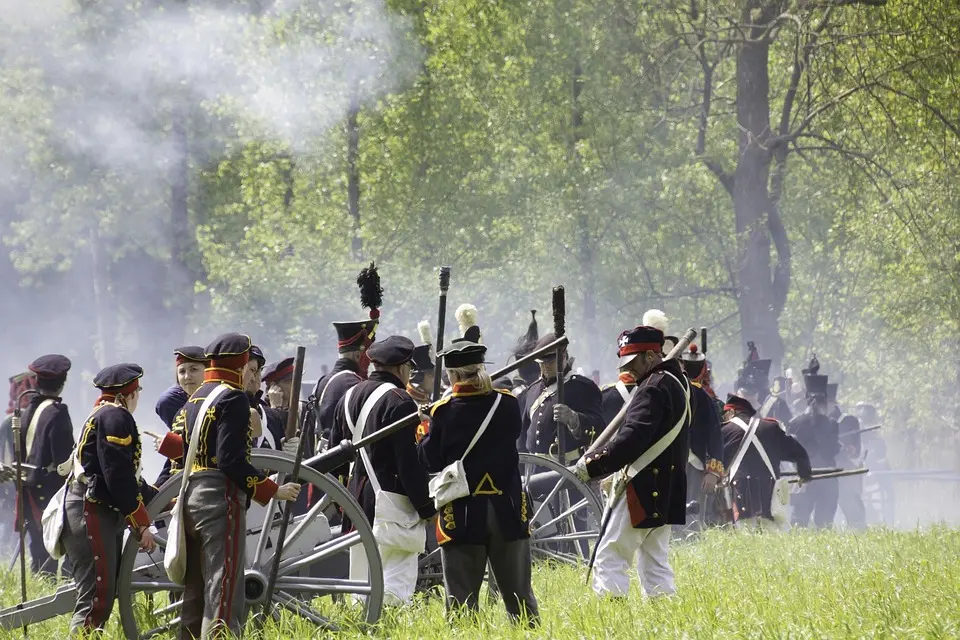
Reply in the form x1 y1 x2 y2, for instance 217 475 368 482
527 373 574 420
25 399 55 458
615 380 633 403
729 417 777 479
625 371 690 480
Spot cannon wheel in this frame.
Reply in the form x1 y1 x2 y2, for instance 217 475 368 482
417 452 602 586
116 450 383 638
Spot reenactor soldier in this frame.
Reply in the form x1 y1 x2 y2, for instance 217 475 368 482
330 335 435 606
243 346 288 451
519 333 603 461
734 345 772 410
417 341 539 625
574 325 691 598
62 363 159 637
407 322 436 406
854 402 892 524
679 345 724 514
155 346 207 430
156 333 301 638
788 369 841 528
262 356 295 411
19 354 74 575
508 311 540 396
721 394 812 528
760 375 794 424
1 371 37 556
828 383 866 529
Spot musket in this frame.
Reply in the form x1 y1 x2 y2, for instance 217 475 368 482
839 425 881 438
11 389 38 639
781 467 842 476
585 327 698 456
261 346 307 627
308 337 569 474
432 267 451 401
552 286 566 465
787 467 868 484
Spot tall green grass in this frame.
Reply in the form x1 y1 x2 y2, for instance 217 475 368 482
1 527 957 639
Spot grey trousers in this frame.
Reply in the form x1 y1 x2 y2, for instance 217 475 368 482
180 472 247 640
62 483 123 636
792 478 839 528
440 506 539 625
837 454 866 529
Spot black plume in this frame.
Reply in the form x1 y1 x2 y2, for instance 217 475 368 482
802 354 820 376
746 341 759 361
514 310 539 357
357 262 383 317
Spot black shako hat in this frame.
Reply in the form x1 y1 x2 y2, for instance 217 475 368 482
737 359 771 393
804 373 829 398
333 320 375 354
28 354 72 381
249 345 266 368
723 393 755 415
532 332 565 362
263 357 294 383
411 345 435 373
205 333 252 359
616 326 665 368
93 363 144 391
680 344 706 378
367 335 415 366
439 341 489 369
174 346 207 365
826 383 838 404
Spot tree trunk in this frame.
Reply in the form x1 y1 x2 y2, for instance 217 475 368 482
347 95 362 260
167 108 194 346
733 26 785 368
90 228 116 368
572 58 598 374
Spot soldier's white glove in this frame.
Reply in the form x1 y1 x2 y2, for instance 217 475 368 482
282 436 300 455
570 457 590 483
553 404 581 436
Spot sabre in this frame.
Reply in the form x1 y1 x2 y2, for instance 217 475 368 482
585 327 698 456
260 346 307 627
12 388 38 639
552 286 566 465
309 336 570 473
432 267 451 401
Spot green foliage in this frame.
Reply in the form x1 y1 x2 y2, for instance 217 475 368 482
1 0 959 440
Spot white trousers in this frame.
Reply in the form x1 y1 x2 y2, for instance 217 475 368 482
592 498 675 598
349 540 421 606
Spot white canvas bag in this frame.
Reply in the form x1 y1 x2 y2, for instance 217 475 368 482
428 394 501 509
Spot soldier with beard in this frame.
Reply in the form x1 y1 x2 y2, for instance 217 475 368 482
574 325 691 598
721 394 812 528
788 368 841 528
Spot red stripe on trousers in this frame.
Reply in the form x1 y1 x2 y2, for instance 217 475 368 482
84 502 109 628
218 483 243 625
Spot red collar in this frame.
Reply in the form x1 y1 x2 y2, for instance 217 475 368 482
451 384 485 397
204 368 242 388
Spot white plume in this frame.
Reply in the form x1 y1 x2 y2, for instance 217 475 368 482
455 303 478 334
417 320 433 345
642 309 669 334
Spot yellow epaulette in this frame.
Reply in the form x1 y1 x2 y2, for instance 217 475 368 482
600 382 619 391
429 395 454 417
494 388 515 398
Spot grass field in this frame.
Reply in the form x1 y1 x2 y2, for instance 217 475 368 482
1 527 958 639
